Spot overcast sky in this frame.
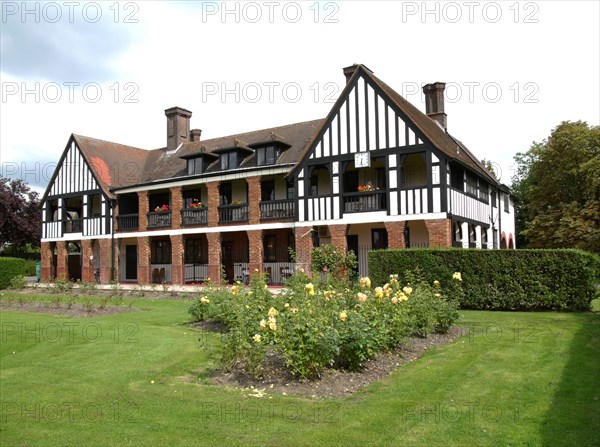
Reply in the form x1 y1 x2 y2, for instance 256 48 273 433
1 0 598 195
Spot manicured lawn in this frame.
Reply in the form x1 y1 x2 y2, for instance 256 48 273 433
1 293 598 446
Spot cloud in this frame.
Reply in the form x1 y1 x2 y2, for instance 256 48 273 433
0 1 139 82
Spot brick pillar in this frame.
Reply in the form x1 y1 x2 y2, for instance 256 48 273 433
138 236 150 284
56 241 69 280
329 224 348 253
41 242 53 282
425 219 452 247
207 182 220 227
247 230 263 275
171 234 183 284
138 191 148 231
294 227 314 273
247 176 261 225
206 232 222 283
385 221 407 248
98 239 113 283
81 239 93 283
171 186 182 229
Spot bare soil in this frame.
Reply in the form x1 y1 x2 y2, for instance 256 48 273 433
198 323 468 398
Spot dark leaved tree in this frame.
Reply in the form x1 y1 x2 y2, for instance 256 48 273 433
0 178 41 252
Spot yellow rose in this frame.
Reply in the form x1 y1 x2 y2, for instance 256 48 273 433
252 334 262 343
359 277 371 289
434 293 441 298
434 280 440 287
259 319 267 328
339 311 348 321
375 287 384 299
268 307 278 318
453 272 462 281
402 286 413 295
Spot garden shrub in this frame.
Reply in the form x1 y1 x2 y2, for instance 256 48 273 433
0 257 26 289
368 249 600 311
189 269 461 379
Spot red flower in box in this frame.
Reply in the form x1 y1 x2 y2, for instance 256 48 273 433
155 204 169 212
189 199 205 209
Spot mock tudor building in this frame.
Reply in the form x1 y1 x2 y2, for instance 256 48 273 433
40 64 516 285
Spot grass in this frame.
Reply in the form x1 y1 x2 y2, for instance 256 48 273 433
1 293 599 446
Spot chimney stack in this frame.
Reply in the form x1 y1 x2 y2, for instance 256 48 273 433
190 129 202 142
343 64 360 84
422 82 447 130
165 107 192 151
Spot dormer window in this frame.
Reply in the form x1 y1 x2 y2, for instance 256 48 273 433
220 151 238 170
257 145 280 166
187 157 204 175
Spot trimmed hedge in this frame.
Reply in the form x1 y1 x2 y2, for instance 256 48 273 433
368 249 600 311
0 257 27 289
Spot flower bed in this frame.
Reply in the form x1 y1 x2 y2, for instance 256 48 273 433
189 270 462 379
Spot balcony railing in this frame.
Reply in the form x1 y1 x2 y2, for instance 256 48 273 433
343 191 387 213
117 214 139 231
63 218 82 233
219 204 249 223
181 208 208 226
469 242 477 249
147 211 172 229
260 199 295 220
452 241 464 248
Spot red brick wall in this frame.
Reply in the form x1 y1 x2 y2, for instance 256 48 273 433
171 187 182 229
138 191 148 231
329 224 349 253
81 239 93 283
247 230 263 273
385 221 407 248
247 176 261 225
98 239 113 283
426 219 452 247
56 241 68 280
207 182 220 227
294 227 314 272
171 234 183 284
206 232 222 282
138 236 150 284
40 242 53 282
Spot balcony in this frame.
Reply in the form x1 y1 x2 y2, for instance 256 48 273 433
219 204 249 223
452 241 464 248
147 211 172 229
343 191 387 213
181 208 208 226
63 218 82 233
260 199 295 220
117 214 139 231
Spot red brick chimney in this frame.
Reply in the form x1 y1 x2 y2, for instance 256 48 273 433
423 82 447 130
190 129 202 142
165 107 192 151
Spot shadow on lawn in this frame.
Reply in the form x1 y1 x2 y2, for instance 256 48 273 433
540 312 600 447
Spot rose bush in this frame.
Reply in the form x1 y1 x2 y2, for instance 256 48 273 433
189 269 461 379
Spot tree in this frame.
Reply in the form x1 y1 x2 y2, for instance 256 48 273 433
0 178 41 252
511 121 600 252
480 158 498 180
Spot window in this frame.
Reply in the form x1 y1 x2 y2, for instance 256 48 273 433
220 151 238 170
183 189 203 208
450 166 464 190
479 181 489 203
263 234 276 262
465 173 478 197
261 181 275 201
184 239 205 264
310 174 319 196
187 157 203 175
503 193 510 213
286 180 295 199
151 240 171 264
220 182 232 205
453 221 463 242
88 194 102 218
257 146 280 166
287 233 295 261
343 171 358 193
491 191 497 207
372 229 388 250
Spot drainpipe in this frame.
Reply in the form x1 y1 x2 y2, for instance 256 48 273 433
111 198 117 281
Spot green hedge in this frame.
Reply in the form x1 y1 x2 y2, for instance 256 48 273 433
368 249 600 311
0 257 27 290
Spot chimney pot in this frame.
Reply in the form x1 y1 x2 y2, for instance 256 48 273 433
190 129 202 142
423 82 447 130
165 107 192 151
342 64 372 85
